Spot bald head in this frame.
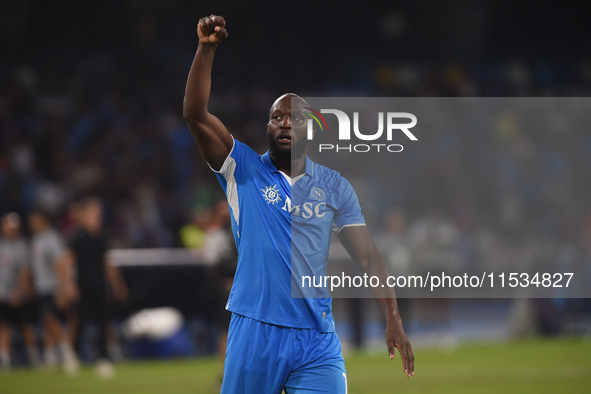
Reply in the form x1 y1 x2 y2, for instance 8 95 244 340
269 93 310 116
1 212 21 239
1 212 20 228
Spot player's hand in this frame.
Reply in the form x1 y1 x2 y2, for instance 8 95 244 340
113 283 129 303
198 15 228 46
63 282 79 303
55 291 69 309
385 319 414 377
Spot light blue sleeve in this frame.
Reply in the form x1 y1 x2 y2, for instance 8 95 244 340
333 178 365 233
211 137 258 184
211 137 259 231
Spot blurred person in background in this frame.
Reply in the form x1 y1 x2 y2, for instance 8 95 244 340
202 201 235 268
179 207 211 249
61 202 82 342
375 208 412 321
203 200 237 384
180 201 237 384
65 197 128 379
28 210 79 374
0 212 40 370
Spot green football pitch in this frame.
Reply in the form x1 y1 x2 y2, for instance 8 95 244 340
1 338 590 394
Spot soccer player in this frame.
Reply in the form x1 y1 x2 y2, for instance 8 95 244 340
28 210 79 374
0 212 39 369
65 197 128 378
183 15 414 393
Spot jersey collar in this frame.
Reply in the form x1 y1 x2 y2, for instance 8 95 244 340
261 152 315 177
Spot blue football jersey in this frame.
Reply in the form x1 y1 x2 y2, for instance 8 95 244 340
213 138 365 332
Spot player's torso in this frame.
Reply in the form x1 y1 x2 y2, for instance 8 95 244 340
73 232 108 290
31 231 58 293
227 154 338 330
291 176 339 265
0 240 19 269
73 232 107 264
236 161 337 261
0 240 22 298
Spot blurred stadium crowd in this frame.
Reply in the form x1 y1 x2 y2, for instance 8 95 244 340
1 0 591 370
2 31 591 249
1 0 590 243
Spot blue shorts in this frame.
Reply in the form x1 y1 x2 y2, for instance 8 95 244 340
221 313 348 394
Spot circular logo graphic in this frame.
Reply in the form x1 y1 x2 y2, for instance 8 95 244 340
261 185 282 204
310 187 326 201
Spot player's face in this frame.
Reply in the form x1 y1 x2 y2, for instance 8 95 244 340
82 203 103 231
1 219 17 238
266 95 308 159
28 214 44 233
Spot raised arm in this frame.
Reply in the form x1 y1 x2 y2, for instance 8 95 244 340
338 225 415 378
183 14 233 170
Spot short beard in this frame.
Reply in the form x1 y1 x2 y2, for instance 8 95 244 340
266 133 308 165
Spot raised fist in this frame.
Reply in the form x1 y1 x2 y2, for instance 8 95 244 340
198 14 228 46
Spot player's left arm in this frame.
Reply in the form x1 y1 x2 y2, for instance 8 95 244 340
55 250 79 306
105 256 128 302
338 225 415 378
